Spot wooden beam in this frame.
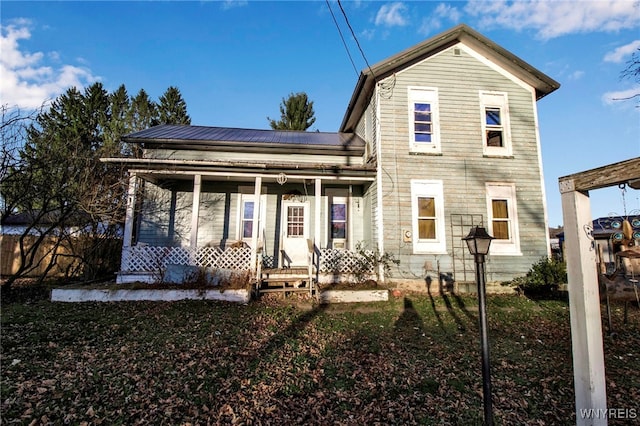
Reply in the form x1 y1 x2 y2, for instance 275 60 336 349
315 178 322 249
559 157 640 192
250 176 262 273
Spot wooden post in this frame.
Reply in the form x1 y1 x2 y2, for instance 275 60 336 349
250 176 262 273
190 174 202 250
560 179 607 425
120 173 138 275
315 178 322 249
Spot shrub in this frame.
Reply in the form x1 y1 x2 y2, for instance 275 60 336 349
505 257 567 297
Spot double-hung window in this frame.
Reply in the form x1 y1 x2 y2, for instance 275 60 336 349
486 183 521 255
408 87 440 153
480 91 512 156
238 192 266 245
411 180 446 253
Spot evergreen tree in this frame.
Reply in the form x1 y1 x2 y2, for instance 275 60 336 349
130 89 158 132
268 92 316 131
158 86 191 125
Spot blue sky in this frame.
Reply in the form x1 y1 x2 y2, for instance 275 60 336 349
1 0 639 227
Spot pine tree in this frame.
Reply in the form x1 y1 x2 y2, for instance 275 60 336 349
268 92 316 131
158 86 191 125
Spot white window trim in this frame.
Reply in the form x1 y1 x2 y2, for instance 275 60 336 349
408 87 441 154
485 183 521 255
480 91 512 157
236 193 266 244
411 180 446 254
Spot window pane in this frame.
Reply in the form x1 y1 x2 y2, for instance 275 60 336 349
415 111 432 122
493 221 509 239
492 200 509 218
418 197 435 217
415 103 431 112
287 206 304 237
331 222 346 238
486 108 501 125
243 201 254 220
418 219 436 239
243 220 253 238
415 123 432 132
331 204 346 221
415 133 432 142
486 130 503 147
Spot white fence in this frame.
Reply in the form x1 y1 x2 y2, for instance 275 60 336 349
121 245 252 272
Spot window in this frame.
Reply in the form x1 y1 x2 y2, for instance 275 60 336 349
331 201 347 239
408 87 440 153
411 180 446 253
480 92 512 156
486 183 521 255
241 200 254 239
287 206 305 238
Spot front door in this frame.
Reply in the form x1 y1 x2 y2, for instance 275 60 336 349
280 200 309 267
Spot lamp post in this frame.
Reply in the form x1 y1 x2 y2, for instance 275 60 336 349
463 226 495 425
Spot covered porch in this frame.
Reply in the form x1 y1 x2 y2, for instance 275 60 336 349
117 167 378 293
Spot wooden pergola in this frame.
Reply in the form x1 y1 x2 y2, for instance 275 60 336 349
559 157 640 425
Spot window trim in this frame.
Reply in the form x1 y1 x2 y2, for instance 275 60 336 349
411 180 446 254
408 87 441 154
237 193 266 244
479 91 512 157
485 183 521 255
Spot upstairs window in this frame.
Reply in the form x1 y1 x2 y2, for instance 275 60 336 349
408 87 440 153
480 92 512 156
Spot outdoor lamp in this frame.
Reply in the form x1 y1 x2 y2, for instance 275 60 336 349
463 226 494 259
462 226 495 425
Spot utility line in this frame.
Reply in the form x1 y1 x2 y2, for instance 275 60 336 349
325 0 358 77
336 0 376 79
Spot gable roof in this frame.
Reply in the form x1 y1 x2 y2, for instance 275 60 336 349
340 23 561 132
123 124 366 155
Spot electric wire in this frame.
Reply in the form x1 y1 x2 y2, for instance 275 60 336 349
336 0 376 79
325 0 359 77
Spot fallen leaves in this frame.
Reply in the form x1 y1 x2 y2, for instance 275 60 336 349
0 295 638 425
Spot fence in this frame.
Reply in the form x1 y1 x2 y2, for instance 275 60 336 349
0 234 122 280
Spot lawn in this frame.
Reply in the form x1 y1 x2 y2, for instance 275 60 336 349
1 289 639 425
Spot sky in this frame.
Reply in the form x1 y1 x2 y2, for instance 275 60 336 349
1 0 639 228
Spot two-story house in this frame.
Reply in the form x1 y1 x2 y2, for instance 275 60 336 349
106 24 560 293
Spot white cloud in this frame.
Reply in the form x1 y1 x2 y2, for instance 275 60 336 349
604 40 640 63
221 0 248 11
568 70 585 81
0 21 97 109
465 0 640 39
602 86 640 104
375 2 408 27
419 3 462 35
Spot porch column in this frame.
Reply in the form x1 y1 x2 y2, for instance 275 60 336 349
250 176 262 272
315 178 322 249
120 172 139 275
190 174 202 250
560 180 607 425
123 172 138 250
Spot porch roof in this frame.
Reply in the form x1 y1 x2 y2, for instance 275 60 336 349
122 124 366 155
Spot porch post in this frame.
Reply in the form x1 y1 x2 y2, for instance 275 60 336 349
560 179 607 425
315 178 322 249
250 176 262 272
190 174 202 250
123 172 138 250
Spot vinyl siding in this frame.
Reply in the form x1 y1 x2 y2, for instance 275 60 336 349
377 43 548 282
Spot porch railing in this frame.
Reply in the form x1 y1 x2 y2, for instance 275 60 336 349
121 245 252 273
121 245 375 276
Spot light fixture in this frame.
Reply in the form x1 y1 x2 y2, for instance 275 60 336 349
462 226 495 425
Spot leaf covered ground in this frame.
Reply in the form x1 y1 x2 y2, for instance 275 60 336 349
1 290 639 425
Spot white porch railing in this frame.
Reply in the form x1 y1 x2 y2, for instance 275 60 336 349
318 248 375 274
121 245 253 273
121 245 375 276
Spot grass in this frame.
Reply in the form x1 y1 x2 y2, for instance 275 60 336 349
1 288 639 425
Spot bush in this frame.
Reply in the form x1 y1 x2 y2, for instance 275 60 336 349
505 257 567 297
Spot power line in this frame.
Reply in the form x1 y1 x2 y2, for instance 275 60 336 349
336 0 376 79
325 0 358 77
